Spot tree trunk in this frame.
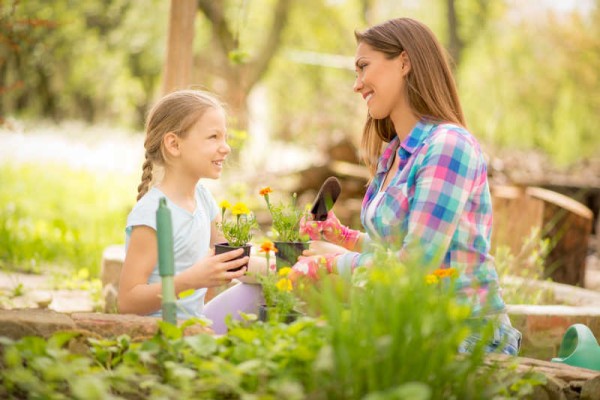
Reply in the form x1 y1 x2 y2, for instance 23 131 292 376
446 0 462 67
162 0 197 95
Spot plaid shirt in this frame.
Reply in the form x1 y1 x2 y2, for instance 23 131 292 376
337 119 506 315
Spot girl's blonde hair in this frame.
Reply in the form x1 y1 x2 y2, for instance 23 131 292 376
355 18 466 177
137 89 224 200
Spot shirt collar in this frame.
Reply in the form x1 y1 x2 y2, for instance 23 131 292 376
376 118 436 175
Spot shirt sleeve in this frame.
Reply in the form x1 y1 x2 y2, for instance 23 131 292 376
197 184 219 221
338 129 484 275
399 129 482 268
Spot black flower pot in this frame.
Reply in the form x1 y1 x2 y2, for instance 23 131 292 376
273 241 309 270
214 242 252 271
258 304 301 323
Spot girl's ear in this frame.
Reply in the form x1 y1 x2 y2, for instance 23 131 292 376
399 51 411 76
163 132 180 157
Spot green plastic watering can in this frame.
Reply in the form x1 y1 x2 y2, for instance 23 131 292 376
551 323 600 371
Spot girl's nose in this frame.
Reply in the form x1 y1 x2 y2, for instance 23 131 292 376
221 141 231 154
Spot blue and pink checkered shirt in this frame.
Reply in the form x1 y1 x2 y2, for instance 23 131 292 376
336 119 506 315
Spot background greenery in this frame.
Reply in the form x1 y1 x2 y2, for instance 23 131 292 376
1 0 598 283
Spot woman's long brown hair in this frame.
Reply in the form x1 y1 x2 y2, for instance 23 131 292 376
355 18 466 177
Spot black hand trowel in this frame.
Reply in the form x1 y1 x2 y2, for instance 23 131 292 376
310 176 342 221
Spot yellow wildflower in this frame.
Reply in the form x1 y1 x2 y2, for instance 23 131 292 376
219 200 231 210
425 274 439 285
231 202 250 216
276 278 293 292
278 267 292 277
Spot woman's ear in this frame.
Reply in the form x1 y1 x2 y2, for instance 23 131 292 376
399 51 411 76
163 132 180 157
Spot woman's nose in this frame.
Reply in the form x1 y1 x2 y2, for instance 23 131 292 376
353 76 363 93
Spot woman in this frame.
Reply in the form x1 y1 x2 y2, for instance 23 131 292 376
296 18 521 355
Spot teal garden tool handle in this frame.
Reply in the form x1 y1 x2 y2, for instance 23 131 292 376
156 197 177 325
551 323 600 371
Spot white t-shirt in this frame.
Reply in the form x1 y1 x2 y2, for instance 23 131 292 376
125 183 219 319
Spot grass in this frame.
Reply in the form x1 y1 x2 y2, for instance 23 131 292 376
0 163 136 277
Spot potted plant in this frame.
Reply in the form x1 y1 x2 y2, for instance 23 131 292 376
215 200 258 271
256 240 302 322
259 187 310 270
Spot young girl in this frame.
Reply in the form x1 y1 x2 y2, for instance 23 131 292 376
118 89 263 333
296 18 521 355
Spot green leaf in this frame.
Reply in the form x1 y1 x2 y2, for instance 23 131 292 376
184 334 218 357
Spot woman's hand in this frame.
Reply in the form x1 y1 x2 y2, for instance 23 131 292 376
290 253 339 280
299 211 361 250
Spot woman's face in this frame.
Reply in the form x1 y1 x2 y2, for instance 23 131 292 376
353 42 406 120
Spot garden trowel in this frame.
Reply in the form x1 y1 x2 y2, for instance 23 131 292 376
310 176 342 221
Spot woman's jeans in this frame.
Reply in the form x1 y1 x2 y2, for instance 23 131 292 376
458 313 522 355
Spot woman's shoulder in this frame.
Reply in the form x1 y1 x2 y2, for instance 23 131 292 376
426 123 481 152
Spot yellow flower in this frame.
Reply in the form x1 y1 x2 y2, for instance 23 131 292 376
278 267 292 277
276 278 293 292
219 200 231 210
231 202 250 216
425 274 439 285
259 187 273 196
259 240 278 253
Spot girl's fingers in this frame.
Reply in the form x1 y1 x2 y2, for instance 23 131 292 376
222 256 249 271
214 248 245 261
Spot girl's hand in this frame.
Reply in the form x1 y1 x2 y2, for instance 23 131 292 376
179 248 248 290
299 211 361 250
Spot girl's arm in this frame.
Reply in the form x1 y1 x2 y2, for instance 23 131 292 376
118 225 248 315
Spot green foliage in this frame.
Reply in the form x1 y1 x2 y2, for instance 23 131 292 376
0 163 134 276
1 0 166 127
493 228 555 305
261 190 310 243
255 266 300 321
218 201 258 247
459 7 600 165
0 252 546 398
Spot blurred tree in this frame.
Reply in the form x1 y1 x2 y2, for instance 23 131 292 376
162 0 196 95
195 0 293 130
458 2 600 164
1 0 166 126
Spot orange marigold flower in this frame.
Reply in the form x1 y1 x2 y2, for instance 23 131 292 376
259 240 278 253
432 268 458 279
259 187 273 196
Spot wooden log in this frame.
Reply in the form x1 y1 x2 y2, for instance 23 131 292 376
486 354 600 400
527 187 593 287
491 185 544 257
491 186 593 286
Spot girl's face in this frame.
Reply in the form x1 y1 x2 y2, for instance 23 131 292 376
353 42 406 120
179 107 231 180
